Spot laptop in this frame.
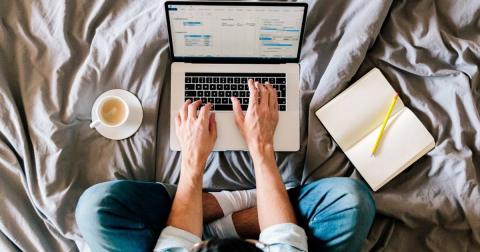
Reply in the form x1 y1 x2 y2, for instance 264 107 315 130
165 1 308 151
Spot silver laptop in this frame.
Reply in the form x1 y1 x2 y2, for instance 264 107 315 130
165 1 308 151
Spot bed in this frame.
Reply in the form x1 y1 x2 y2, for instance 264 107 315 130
0 0 479 251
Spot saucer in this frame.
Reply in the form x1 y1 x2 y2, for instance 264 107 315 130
91 89 143 140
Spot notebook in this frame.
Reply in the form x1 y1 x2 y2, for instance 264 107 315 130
315 68 435 191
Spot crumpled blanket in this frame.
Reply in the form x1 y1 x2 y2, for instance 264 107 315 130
0 0 478 251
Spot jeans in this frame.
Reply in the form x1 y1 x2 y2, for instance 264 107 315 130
75 178 375 252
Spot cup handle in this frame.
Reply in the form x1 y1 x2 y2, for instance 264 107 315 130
90 120 101 129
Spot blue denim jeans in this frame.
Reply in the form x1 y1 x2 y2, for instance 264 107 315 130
75 178 375 252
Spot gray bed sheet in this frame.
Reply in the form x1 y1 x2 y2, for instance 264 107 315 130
0 0 479 251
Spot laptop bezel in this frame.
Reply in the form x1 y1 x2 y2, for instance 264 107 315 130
164 1 308 64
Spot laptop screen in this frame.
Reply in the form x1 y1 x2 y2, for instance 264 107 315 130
165 2 307 63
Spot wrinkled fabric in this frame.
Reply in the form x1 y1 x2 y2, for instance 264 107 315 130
0 0 478 251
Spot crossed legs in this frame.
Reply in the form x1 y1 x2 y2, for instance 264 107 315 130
75 178 375 252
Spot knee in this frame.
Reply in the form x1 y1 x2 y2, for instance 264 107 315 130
332 178 376 225
75 180 131 234
308 178 376 227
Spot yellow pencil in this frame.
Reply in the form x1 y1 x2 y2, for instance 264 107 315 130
371 93 399 156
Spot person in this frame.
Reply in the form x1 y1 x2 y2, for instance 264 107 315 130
75 80 376 252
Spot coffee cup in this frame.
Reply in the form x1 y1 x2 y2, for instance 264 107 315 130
90 95 130 129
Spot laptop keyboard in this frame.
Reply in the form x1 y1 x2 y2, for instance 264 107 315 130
184 72 286 111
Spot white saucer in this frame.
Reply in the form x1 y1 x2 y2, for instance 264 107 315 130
91 89 143 140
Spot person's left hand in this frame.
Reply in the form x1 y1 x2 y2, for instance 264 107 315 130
175 100 217 173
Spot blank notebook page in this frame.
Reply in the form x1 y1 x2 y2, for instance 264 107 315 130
345 109 435 191
316 68 404 150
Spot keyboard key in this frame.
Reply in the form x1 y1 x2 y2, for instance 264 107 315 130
220 77 226 83
234 77 240 83
206 77 213 83
204 91 210 97
192 77 198 83
216 84 223 90
269 78 275 84
280 85 286 91
281 90 286 97
273 85 278 90
254 77 261 82
224 85 230 90
241 77 248 83
215 98 221 104
196 84 202 90
279 105 286 111
219 91 225 97
241 105 248 111
215 104 233 111
208 98 214 104
278 98 286 104
261 77 268 83
233 91 239 97
239 91 246 97
238 84 245 90
212 91 218 97
199 77 205 83
227 78 233 83
231 85 237 90
210 84 216 90
226 91 232 97
242 98 249 104
185 97 193 101
277 78 286 84
185 84 195 90
222 98 229 104
197 91 203 96
213 78 219 83
185 77 192 83
203 84 209 90
185 91 196 97
201 98 207 104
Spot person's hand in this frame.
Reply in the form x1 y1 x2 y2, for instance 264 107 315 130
231 79 279 153
175 100 217 174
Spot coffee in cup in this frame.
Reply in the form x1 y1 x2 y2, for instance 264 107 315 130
90 95 130 128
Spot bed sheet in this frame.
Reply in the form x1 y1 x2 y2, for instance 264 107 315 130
0 0 479 251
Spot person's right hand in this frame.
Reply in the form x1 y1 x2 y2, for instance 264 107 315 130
231 79 279 153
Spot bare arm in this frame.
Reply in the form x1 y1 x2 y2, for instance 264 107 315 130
232 79 296 230
166 100 217 237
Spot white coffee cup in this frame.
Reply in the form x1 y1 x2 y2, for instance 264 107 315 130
90 95 130 129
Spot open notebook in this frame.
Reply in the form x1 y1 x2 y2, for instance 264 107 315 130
315 68 435 191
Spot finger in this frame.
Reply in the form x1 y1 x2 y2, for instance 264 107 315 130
247 79 258 108
175 114 181 128
209 112 217 140
198 102 212 123
188 99 201 120
266 83 277 110
180 99 191 121
231 96 245 126
258 83 268 107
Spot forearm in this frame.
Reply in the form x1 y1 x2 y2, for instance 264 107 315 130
251 144 296 230
166 160 204 237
